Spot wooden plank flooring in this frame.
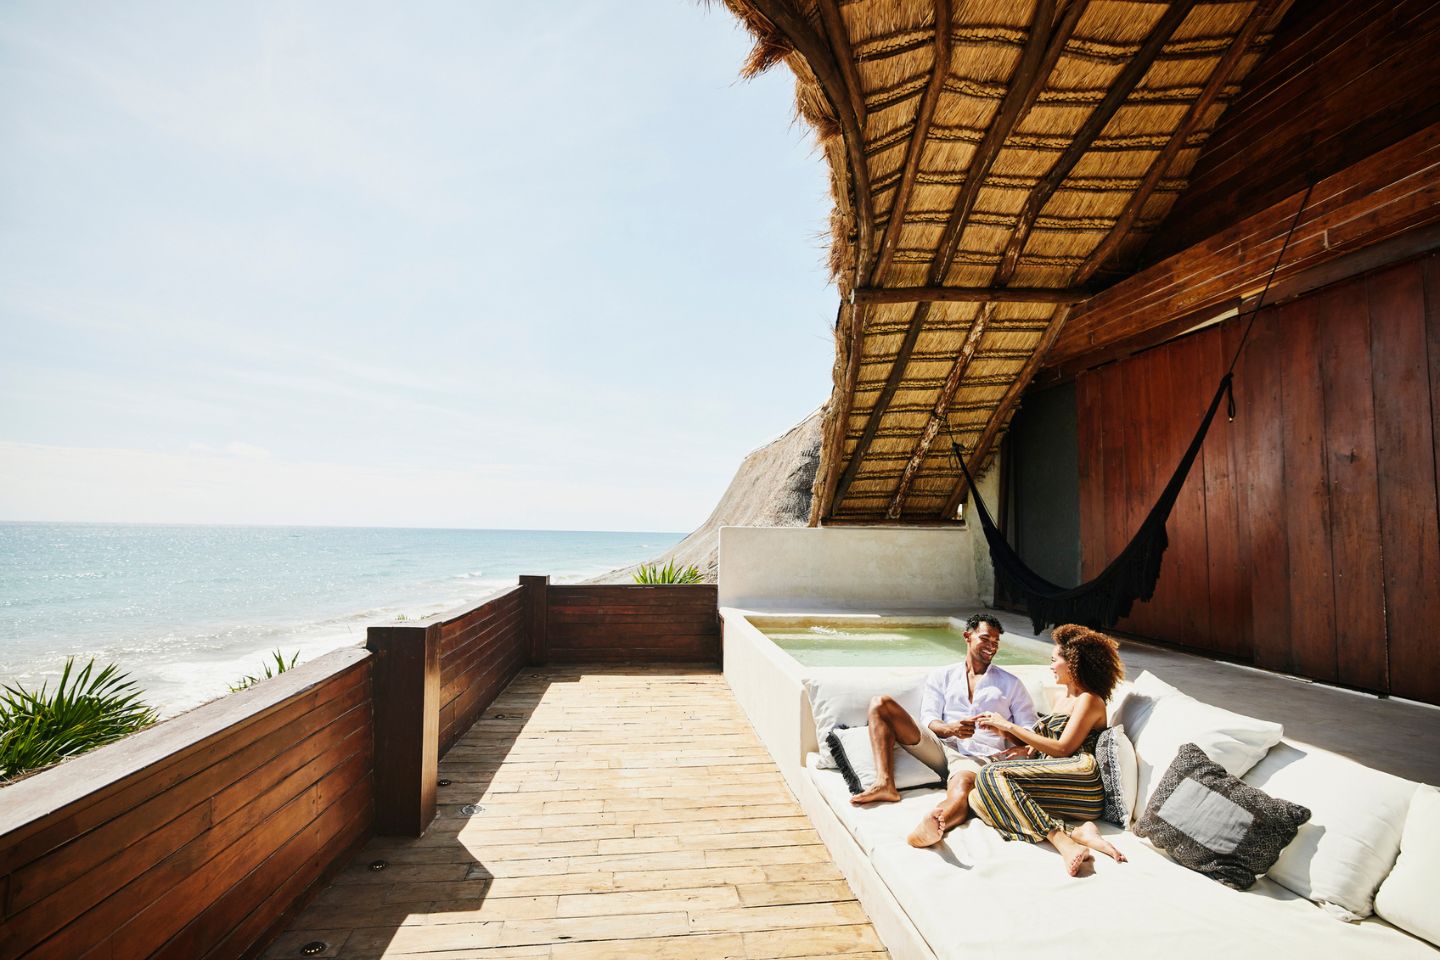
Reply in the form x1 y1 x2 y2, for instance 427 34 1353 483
269 666 887 960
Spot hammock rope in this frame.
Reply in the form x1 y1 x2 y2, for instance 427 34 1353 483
953 182 1315 633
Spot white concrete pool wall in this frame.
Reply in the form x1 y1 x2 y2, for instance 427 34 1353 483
718 524 1006 790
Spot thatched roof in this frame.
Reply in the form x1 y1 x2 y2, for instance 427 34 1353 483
719 0 1291 523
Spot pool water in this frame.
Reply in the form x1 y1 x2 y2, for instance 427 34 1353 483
754 619 1052 668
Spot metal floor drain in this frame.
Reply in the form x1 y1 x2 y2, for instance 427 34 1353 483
459 803 485 816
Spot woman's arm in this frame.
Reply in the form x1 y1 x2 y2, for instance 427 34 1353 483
976 693 1104 758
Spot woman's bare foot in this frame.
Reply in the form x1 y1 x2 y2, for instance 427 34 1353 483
1071 821 1127 862
907 810 946 847
850 783 901 805
1050 830 1095 877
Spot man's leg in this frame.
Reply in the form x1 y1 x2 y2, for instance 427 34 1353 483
849 695 925 805
908 757 979 847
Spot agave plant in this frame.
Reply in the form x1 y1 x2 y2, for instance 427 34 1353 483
0 658 158 782
633 560 705 584
229 649 301 693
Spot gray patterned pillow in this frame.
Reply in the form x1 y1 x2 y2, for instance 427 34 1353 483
1096 724 1136 826
1135 742 1310 889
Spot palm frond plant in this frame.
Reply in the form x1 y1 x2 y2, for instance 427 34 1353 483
0 657 158 783
229 649 301 693
633 560 704 584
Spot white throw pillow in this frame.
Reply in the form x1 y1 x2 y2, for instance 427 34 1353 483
803 669 928 768
1375 784 1440 945
1124 671 1283 811
1245 744 1418 921
827 724 943 794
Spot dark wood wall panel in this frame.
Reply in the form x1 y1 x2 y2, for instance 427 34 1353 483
436 586 528 756
1146 0 1440 261
0 651 374 959
1074 255 1440 704
546 585 720 664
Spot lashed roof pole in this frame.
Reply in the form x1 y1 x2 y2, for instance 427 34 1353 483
826 0 1076 518
939 0 1200 519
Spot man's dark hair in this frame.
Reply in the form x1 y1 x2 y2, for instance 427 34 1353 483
965 613 1003 634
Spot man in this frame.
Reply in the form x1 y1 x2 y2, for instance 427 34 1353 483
850 613 1038 848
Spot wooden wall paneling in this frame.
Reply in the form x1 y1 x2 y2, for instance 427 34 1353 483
521 575 550 665
1124 341 1177 636
1098 365 1130 581
1278 297 1339 682
1236 306 1292 671
1424 254 1440 561
1201 321 1251 659
1075 370 1104 582
1367 262 1440 704
1316 277 1388 692
544 586 720 664
365 624 439 837
1162 333 1214 651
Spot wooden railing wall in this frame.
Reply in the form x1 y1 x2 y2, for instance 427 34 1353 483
0 578 719 958
0 648 374 960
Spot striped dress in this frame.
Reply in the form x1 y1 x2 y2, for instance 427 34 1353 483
970 712 1106 843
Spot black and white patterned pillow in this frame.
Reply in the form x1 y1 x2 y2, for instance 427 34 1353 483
1096 724 1136 826
826 724 943 795
1135 742 1310 889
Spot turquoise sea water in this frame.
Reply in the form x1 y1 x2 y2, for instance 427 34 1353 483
0 522 681 715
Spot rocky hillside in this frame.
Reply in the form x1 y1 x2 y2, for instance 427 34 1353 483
589 408 823 583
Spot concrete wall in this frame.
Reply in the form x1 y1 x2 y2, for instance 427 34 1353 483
718 525 981 611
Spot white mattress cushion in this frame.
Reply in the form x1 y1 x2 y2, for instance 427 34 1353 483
1374 784 1440 945
807 758 946 856
802 667 930 768
1244 743 1417 921
1124 671 1284 810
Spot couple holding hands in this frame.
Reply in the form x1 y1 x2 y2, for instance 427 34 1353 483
850 614 1126 876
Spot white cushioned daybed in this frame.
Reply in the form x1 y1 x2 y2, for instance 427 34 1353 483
792 665 1439 959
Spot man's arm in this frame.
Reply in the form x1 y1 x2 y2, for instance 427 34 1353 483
921 668 972 740
1008 678 1040 731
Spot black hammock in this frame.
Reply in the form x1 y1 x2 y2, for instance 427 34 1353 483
953 372 1233 634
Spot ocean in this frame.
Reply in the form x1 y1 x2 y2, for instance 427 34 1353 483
0 522 683 716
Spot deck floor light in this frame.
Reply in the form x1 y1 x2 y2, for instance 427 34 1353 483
438 778 452 786
460 803 484 816
299 941 327 956
368 859 388 871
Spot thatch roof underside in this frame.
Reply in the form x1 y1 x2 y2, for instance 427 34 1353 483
721 0 1291 523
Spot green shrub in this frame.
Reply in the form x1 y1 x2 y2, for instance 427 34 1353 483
229 649 300 693
0 658 158 782
633 560 704 584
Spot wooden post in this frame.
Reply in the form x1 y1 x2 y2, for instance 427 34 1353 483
520 575 550 665
366 622 439 836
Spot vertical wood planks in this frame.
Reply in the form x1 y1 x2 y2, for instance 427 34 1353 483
1278 297 1339 682
1164 333 1214 651
1075 369 1105 581
1202 322 1250 659
521 574 551 665
1317 279 1387 692
1368 262 1440 704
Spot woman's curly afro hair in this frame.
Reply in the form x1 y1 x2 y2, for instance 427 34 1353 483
1051 624 1125 699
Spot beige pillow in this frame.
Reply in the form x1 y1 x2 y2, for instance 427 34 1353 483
1374 784 1440 945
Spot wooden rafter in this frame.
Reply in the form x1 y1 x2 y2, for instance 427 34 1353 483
885 301 997 519
871 1 953 282
825 0 1072 518
853 285 1090 305
940 307 1073 517
1076 0 1289 282
816 0 866 132
995 0 1200 283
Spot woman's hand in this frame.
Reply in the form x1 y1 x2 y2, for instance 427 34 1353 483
974 712 1014 735
991 745 1030 761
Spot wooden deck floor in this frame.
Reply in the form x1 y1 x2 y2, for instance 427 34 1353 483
267 666 887 960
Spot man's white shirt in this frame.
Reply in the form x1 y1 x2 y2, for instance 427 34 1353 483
920 661 1038 758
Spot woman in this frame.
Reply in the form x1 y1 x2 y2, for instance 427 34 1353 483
972 624 1126 876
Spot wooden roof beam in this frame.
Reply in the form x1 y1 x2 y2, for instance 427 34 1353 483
871 0 953 282
1076 0 1291 282
940 307 1073 518
853 285 1090 305
825 0 1076 518
996 0 1199 284
816 0 866 131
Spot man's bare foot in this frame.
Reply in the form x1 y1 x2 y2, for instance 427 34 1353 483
851 783 901 805
1050 831 1095 877
1071 821 1127 862
907 810 946 847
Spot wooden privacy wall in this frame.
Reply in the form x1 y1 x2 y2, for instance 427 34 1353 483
545 585 720 663
1075 256 1440 705
0 649 374 959
437 585 527 755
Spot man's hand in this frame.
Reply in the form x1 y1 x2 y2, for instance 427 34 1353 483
974 712 1014 736
930 719 976 740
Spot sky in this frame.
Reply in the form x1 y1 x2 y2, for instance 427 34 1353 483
0 1 837 533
